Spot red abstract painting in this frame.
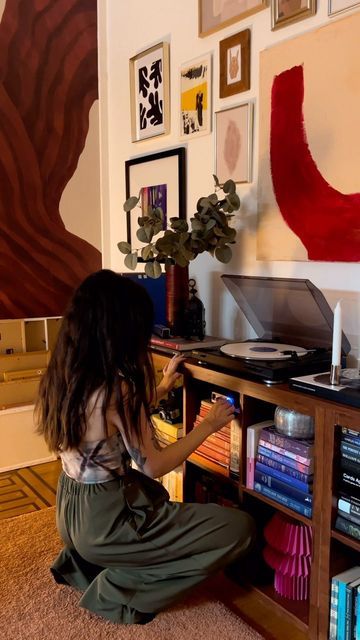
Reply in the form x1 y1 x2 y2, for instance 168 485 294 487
0 0 101 319
270 64 360 261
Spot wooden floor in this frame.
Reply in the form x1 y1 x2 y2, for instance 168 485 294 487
0 459 307 639
0 459 61 520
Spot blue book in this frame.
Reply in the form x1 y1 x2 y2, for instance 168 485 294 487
257 444 314 474
333 567 360 640
256 452 313 484
254 470 313 506
345 577 360 640
255 460 313 493
254 482 312 517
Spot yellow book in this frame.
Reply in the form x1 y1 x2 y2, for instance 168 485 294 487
151 414 184 438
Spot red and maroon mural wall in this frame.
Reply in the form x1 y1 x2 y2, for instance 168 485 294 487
0 0 101 319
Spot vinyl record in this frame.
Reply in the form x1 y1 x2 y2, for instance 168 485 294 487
220 342 308 360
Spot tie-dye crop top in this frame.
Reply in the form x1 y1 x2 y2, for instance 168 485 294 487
59 386 132 483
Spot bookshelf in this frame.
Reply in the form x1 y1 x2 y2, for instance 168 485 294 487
0 317 62 471
151 349 360 640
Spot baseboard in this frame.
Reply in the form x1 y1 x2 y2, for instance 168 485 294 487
0 454 57 474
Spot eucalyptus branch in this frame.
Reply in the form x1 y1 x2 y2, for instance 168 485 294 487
118 175 241 278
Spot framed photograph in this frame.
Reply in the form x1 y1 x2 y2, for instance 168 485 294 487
215 102 253 184
129 42 170 142
271 0 316 29
328 0 360 15
219 29 250 99
180 53 212 140
198 0 266 37
125 148 186 246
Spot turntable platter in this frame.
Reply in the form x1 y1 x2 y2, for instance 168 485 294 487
220 342 308 360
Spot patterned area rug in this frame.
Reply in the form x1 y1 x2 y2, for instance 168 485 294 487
0 507 264 640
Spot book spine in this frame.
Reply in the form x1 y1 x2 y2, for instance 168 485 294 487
342 434 360 447
256 453 313 484
261 427 314 457
254 470 313 505
329 579 339 640
150 337 182 350
246 429 256 490
194 449 229 470
338 508 360 526
356 587 360 640
342 427 360 439
230 418 241 476
338 496 360 518
340 471 360 494
255 461 312 493
341 442 360 462
338 580 347 640
257 444 313 474
345 584 353 640
335 516 360 541
196 440 230 462
254 482 312 517
258 439 312 466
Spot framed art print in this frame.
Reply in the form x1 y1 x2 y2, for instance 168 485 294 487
198 0 266 37
180 53 212 140
219 29 250 99
125 148 186 246
328 0 360 15
129 42 170 142
215 102 253 184
271 0 316 30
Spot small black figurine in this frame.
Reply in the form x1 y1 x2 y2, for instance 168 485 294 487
183 279 206 340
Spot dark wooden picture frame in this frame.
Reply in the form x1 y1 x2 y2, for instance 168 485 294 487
125 147 186 247
219 29 250 99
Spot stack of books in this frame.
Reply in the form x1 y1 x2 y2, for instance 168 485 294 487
329 566 360 640
151 413 183 502
251 424 314 518
193 399 241 477
336 427 360 540
194 470 239 508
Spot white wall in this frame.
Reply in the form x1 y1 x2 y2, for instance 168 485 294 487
98 0 360 365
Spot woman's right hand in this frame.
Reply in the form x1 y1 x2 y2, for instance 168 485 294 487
202 398 235 434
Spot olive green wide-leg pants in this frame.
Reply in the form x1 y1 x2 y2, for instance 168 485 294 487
51 470 256 624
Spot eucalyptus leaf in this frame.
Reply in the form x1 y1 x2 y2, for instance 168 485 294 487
212 174 220 188
208 193 218 205
123 196 140 212
215 245 232 263
223 179 236 195
141 245 154 261
124 251 138 270
117 241 131 255
136 227 149 243
145 260 162 279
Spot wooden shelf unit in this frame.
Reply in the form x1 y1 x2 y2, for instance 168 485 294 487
152 349 360 639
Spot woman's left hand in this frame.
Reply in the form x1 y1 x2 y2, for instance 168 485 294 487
160 353 185 394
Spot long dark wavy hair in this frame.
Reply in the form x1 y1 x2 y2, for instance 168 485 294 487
36 270 156 452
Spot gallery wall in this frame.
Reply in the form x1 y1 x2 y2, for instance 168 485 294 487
98 0 360 365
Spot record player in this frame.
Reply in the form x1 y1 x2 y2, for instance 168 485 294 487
188 275 351 385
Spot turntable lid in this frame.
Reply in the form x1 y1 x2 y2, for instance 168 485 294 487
221 275 351 353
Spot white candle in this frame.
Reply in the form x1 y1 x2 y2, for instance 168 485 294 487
331 300 342 367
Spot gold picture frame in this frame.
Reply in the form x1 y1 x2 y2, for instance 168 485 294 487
129 42 170 142
219 29 251 99
271 0 316 30
198 0 266 37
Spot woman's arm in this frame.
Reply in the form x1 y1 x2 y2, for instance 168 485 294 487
122 395 235 479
